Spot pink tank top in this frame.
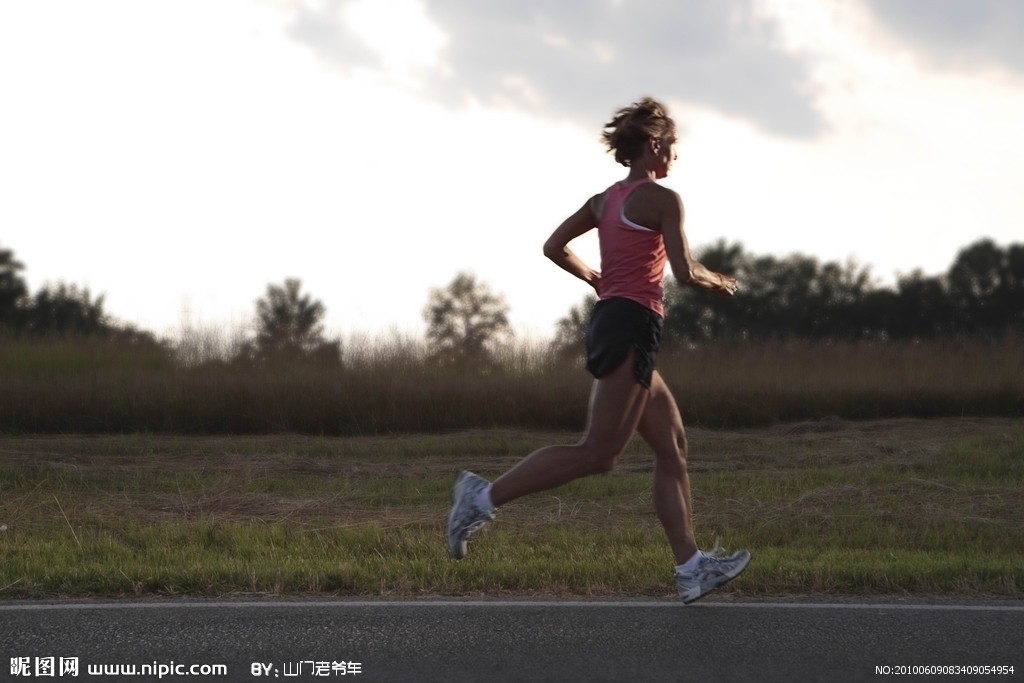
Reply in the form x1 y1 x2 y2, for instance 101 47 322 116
596 179 667 317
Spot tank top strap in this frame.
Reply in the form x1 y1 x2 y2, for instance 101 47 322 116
605 178 656 231
608 177 653 201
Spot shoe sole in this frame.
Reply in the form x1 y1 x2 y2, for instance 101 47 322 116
680 552 752 605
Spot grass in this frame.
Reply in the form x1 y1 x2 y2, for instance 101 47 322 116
0 333 1021 433
1 419 1022 599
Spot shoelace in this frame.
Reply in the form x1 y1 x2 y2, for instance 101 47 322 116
678 537 728 580
704 536 726 559
463 517 489 537
459 500 495 539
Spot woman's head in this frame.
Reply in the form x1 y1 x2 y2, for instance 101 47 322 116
601 97 677 174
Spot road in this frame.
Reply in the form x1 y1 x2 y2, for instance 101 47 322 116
2 598 1022 682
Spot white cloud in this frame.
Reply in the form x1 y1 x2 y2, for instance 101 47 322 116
713 0 1024 279
285 0 825 137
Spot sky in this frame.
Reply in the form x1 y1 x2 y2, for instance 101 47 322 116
2 0 1023 341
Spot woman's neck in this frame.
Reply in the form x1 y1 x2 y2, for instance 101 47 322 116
625 167 657 183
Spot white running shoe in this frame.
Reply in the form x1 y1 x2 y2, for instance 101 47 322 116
676 549 751 604
446 471 495 560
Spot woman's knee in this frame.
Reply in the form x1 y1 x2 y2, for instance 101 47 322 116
652 425 687 466
675 426 688 461
576 436 626 474
590 454 619 475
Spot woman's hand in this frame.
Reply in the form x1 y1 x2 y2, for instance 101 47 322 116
717 273 739 296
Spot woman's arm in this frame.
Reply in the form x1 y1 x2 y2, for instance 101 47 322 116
657 189 738 295
543 197 602 293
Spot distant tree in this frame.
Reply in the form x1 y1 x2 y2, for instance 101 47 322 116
661 241 881 343
0 245 28 330
551 293 597 359
946 239 1024 335
886 271 954 339
24 283 109 336
424 272 512 365
251 278 339 363
564 238 1024 345
1005 243 1024 331
0 243 166 348
663 241 751 342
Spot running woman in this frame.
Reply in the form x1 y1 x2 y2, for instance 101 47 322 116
446 97 750 603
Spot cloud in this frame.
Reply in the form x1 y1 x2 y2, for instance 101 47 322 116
287 0 380 69
285 0 824 138
862 0 1024 73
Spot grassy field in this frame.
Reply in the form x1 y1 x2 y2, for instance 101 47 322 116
1 419 1022 599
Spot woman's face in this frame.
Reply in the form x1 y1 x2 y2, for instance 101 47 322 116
652 135 678 179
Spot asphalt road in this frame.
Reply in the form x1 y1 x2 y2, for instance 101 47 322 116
2 598 1022 682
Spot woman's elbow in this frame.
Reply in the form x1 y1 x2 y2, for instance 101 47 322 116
543 241 563 261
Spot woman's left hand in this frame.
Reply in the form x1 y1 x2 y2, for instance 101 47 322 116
718 274 739 296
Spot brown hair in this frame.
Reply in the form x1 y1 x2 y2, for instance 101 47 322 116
601 97 676 167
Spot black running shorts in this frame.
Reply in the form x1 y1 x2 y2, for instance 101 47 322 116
585 297 663 389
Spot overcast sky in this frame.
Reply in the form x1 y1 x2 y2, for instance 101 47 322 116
2 0 1022 340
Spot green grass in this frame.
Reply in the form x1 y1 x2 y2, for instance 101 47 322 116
1 420 1022 599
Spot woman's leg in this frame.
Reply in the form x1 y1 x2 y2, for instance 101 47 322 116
637 370 699 565
489 350 649 508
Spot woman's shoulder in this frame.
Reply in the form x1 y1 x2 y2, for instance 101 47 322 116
588 190 608 221
631 180 682 207
590 180 680 221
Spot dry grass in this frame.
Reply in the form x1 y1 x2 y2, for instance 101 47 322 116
1 333 1021 434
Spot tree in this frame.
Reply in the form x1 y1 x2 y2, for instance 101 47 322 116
1004 243 1024 332
251 278 338 363
586 239 1023 345
551 293 597 359
0 244 28 330
24 283 109 337
888 271 954 339
661 241 883 343
663 241 749 342
946 239 1024 335
0 243 155 342
424 272 512 365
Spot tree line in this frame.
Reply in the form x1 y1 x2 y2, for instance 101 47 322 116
665 238 1024 343
2 238 1021 366
0 243 511 367
1 246 124 339
554 238 1024 352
